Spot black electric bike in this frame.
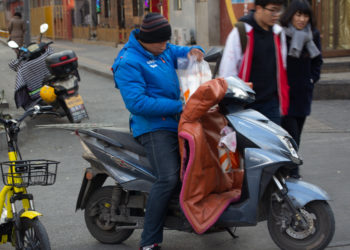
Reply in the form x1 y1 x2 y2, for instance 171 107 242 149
8 23 88 123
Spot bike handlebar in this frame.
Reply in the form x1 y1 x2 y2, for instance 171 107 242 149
0 105 54 126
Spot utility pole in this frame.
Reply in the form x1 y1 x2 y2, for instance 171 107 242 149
23 0 31 46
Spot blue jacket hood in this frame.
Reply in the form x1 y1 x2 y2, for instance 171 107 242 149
112 29 170 86
111 29 204 137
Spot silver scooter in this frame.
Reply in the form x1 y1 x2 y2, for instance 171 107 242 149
75 50 335 250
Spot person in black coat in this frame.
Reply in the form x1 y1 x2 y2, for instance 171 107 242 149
280 0 323 177
280 0 322 177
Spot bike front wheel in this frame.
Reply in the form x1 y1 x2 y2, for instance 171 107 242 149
18 217 51 250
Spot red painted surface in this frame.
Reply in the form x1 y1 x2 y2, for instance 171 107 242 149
220 0 233 45
220 0 255 45
150 0 169 20
9 2 23 15
64 0 73 40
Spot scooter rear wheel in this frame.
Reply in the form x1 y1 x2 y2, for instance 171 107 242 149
84 186 134 244
268 200 335 250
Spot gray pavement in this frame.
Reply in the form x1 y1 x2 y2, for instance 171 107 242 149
1 39 350 249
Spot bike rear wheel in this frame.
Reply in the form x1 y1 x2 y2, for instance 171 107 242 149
84 186 134 244
18 217 51 250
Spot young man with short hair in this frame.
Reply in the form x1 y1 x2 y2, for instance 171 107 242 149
219 0 288 125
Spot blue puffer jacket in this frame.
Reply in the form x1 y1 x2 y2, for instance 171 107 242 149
112 29 203 137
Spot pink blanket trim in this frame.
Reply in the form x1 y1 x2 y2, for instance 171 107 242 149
178 131 241 234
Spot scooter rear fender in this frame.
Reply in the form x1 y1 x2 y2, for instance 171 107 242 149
285 178 330 208
76 167 107 210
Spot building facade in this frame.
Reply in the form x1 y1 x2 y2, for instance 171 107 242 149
0 0 349 58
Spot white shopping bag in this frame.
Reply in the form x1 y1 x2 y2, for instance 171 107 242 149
178 55 212 103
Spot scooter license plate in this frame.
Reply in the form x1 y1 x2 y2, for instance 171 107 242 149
64 94 88 122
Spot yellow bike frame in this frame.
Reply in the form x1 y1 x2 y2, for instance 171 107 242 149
0 151 41 244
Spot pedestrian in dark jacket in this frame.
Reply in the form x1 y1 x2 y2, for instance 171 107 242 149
280 0 323 177
8 12 25 56
112 13 203 250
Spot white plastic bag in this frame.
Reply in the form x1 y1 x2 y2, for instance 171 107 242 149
218 126 239 173
178 55 212 103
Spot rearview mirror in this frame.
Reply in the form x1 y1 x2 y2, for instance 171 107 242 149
40 23 49 34
204 47 223 62
8 40 19 49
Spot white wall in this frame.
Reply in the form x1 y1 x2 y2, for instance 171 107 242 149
195 0 220 50
169 0 220 48
169 0 196 45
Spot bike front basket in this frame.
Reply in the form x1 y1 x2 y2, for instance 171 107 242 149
0 159 59 187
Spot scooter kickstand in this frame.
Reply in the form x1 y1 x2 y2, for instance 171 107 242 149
226 227 239 239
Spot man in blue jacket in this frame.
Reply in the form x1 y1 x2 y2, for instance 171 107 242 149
112 13 203 250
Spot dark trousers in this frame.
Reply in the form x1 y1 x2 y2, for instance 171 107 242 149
281 115 306 177
281 115 306 147
248 97 281 125
137 130 180 247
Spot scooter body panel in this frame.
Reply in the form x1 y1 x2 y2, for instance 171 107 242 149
285 178 330 208
216 147 294 226
226 110 293 152
80 134 156 190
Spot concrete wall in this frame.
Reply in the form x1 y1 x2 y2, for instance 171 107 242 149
169 0 196 44
208 0 220 46
195 0 220 50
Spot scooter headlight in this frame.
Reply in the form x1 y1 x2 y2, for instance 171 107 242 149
230 86 249 99
277 135 299 159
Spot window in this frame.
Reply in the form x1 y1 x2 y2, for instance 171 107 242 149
133 0 144 17
104 0 111 18
117 0 125 29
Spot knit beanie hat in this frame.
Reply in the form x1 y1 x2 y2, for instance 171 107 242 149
138 13 171 43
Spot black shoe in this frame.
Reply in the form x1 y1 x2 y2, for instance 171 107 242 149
140 244 161 250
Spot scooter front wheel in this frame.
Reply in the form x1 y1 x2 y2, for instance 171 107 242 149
268 200 335 250
84 186 134 244
18 217 51 250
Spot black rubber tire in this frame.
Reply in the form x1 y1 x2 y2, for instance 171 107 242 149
268 200 335 250
19 217 51 250
84 186 134 244
59 99 75 123
66 109 75 123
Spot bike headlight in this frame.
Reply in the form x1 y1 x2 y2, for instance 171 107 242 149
277 135 299 159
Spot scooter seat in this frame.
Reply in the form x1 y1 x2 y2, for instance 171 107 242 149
93 128 147 157
92 129 155 175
